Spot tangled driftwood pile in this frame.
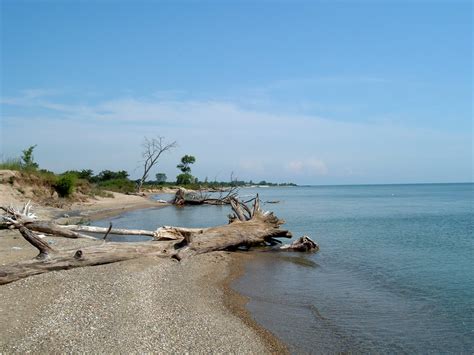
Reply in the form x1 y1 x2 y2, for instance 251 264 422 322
0 196 318 285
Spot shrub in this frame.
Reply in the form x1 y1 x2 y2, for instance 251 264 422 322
98 178 135 193
21 145 39 170
97 170 129 182
54 174 76 197
78 169 94 181
35 169 57 186
176 173 194 185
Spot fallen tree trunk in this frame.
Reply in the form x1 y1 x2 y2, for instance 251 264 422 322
60 224 203 241
172 187 239 206
23 221 97 240
0 196 318 285
62 224 156 237
0 226 177 284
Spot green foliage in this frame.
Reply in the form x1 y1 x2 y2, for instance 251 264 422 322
61 169 95 182
54 174 76 197
52 169 135 195
0 157 22 170
78 169 94 181
97 170 129 182
176 155 196 185
177 155 196 174
21 145 39 170
98 178 135 193
176 173 195 185
35 169 57 186
155 173 167 184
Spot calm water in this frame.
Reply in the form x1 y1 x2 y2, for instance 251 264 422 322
95 184 473 353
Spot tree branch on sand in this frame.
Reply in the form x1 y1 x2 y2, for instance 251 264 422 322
0 197 318 285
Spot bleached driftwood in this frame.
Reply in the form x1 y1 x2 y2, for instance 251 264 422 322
0 196 318 285
279 236 319 252
172 187 240 206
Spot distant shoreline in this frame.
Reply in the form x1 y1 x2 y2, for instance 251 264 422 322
299 181 474 187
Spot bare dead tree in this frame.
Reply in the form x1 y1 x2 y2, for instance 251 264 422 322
137 136 177 192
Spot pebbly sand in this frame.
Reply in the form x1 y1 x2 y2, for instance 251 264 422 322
0 187 287 353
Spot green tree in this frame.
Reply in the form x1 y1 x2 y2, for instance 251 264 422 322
177 155 196 174
97 170 129 181
176 173 194 185
155 173 167 184
78 169 94 181
21 145 39 170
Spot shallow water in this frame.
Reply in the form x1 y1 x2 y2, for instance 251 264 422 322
95 184 473 353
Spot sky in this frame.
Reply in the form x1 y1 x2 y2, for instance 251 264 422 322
1 0 472 185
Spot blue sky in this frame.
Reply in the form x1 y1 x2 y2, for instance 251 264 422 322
1 0 472 184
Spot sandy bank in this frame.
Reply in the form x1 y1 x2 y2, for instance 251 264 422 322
0 177 168 223
65 191 168 222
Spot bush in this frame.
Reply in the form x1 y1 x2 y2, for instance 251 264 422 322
54 174 76 197
176 173 194 185
96 170 129 182
98 178 135 193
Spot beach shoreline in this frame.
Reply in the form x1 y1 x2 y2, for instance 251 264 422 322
222 252 289 354
0 188 286 353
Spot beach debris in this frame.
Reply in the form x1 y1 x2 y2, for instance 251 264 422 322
0 194 318 285
172 187 239 206
0 200 37 224
1 202 96 240
279 236 319 252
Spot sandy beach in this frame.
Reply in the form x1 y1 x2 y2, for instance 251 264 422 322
0 186 287 353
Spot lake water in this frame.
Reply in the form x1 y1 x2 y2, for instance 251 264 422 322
95 184 473 353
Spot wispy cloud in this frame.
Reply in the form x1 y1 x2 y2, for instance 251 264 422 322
287 158 328 176
265 75 389 91
1 90 471 184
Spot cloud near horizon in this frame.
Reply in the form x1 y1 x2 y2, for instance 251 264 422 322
1 90 471 184
287 158 329 176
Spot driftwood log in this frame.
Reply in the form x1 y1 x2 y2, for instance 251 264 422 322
0 196 318 285
279 236 319 252
172 187 239 206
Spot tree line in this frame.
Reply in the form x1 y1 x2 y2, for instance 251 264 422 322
0 138 296 197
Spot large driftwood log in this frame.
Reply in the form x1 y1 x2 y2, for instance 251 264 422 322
62 224 154 236
1 205 95 239
0 196 318 285
0 227 177 284
22 221 97 240
172 187 239 206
